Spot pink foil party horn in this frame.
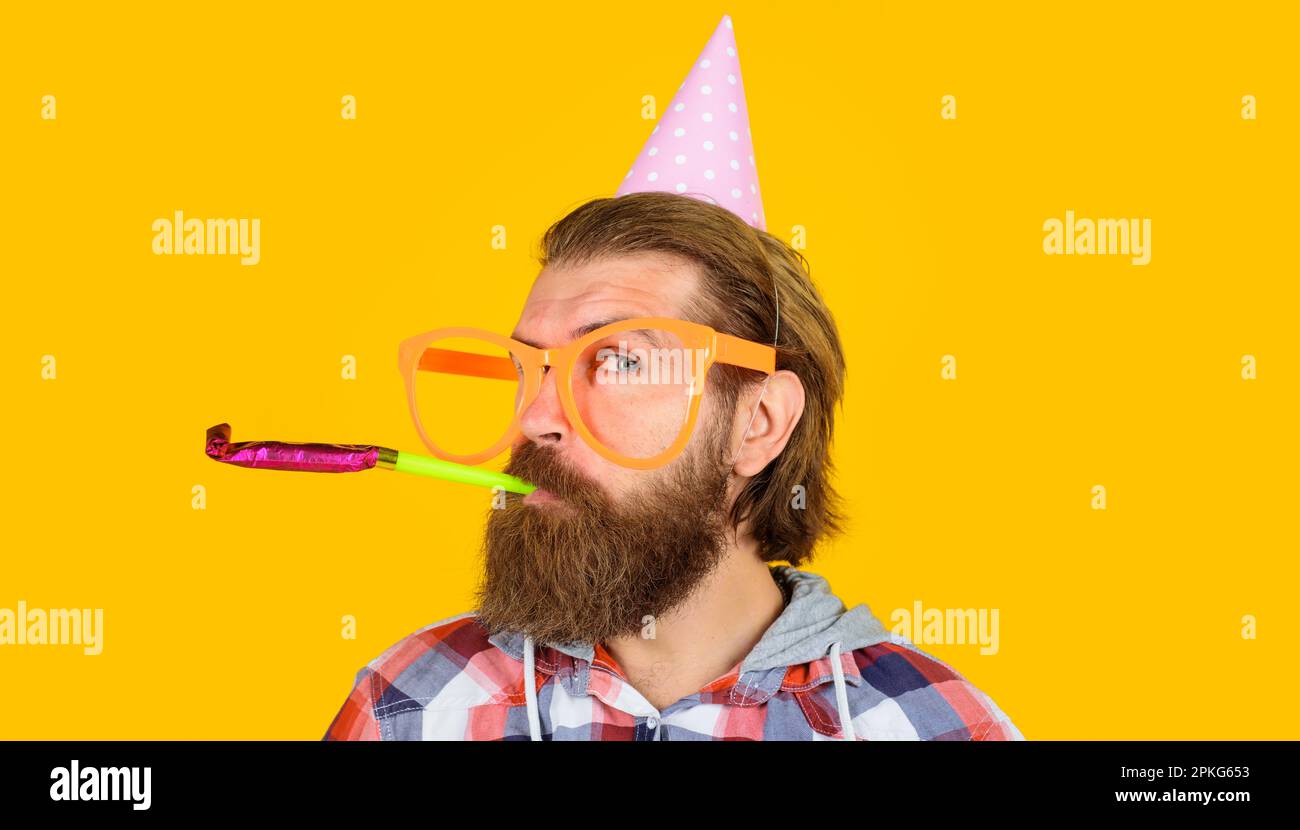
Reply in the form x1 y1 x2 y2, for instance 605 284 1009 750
204 423 535 493
205 423 378 472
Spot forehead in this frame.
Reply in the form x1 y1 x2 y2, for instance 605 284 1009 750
512 253 702 347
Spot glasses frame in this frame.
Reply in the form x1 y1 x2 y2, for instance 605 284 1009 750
398 316 776 470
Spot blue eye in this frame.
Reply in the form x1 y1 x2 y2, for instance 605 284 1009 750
607 354 639 372
595 347 640 374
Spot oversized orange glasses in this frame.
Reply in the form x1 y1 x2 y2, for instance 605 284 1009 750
398 317 776 470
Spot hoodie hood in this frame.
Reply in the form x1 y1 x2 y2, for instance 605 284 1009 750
738 565 893 673
491 565 894 740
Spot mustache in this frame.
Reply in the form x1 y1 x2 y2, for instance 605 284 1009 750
503 444 605 503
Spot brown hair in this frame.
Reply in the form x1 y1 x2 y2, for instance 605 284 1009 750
537 190 848 567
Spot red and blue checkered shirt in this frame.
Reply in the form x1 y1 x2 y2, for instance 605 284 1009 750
324 567 1024 741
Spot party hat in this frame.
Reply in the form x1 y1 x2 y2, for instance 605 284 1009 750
615 14 765 230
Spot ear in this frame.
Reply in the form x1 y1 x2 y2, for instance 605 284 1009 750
730 370 805 477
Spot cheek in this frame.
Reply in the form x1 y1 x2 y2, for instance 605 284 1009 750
574 362 696 460
690 396 730 454
561 441 622 493
580 454 643 503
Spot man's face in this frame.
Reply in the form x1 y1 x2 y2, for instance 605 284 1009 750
473 254 746 646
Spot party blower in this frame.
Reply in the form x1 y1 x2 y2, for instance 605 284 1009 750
204 422 536 495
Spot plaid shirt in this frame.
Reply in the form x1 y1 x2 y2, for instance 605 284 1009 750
324 604 1024 741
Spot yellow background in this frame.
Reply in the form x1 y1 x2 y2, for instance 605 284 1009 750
1 1 1295 739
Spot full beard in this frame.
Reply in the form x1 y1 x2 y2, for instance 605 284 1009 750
474 429 734 647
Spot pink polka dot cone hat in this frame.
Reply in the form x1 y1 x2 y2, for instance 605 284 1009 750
616 14 765 230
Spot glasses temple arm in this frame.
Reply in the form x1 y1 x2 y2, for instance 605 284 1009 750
714 333 776 374
417 347 519 381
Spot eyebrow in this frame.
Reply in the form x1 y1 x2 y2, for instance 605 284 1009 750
510 317 640 349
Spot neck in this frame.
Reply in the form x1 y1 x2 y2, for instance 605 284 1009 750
602 533 786 710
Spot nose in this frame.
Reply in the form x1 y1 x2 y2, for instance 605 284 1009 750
517 363 570 449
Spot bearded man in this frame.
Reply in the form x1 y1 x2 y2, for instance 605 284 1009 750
325 14 1021 742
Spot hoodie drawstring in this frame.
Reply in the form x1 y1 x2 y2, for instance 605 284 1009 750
523 635 854 740
523 635 542 741
828 640 856 741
